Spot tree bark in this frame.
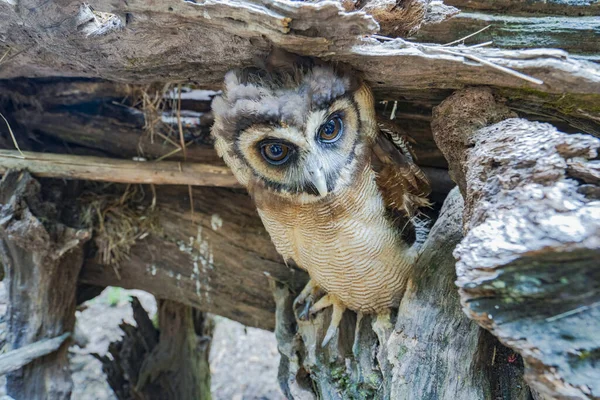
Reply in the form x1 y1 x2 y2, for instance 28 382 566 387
79 184 309 331
431 87 600 399
274 189 531 400
0 170 90 400
96 297 213 400
412 11 599 59
1 0 598 98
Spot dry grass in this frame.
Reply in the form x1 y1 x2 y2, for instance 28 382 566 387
134 82 196 221
0 112 25 158
79 184 161 277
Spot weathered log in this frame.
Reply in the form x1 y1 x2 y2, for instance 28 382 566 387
0 0 598 100
79 184 308 331
0 170 90 399
275 188 531 400
431 88 600 399
96 297 213 400
412 12 600 60
0 79 222 165
0 150 239 188
357 0 458 37
444 0 600 16
0 333 71 376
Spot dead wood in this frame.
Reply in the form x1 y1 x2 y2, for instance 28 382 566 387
432 88 600 399
0 333 70 376
413 12 600 59
0 0 598 100
79 184 309 331
0 150 239 187
95 297 212 400
0 170 90 400
444 0 600 16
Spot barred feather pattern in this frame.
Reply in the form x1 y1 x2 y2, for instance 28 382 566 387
255 164 419 313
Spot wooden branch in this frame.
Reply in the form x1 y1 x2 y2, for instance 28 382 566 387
0 150 240 187
0 333 71 376
431 88 600 399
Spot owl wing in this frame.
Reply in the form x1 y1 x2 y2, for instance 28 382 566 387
371 125 431 218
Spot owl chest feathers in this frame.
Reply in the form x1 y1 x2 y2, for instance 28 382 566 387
254 167 416 313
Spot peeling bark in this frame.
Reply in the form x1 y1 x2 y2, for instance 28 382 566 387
432 88 600 399
0 0 598 98
0 170 90 400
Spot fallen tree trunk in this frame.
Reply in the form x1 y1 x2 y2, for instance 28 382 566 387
0 170 90 399
79 184 308 331
412 12 600 59
1 0 599 98
431 87 600 399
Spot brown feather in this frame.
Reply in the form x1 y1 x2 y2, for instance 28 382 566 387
372 128 431 217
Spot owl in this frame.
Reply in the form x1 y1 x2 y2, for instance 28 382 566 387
211 65 431 346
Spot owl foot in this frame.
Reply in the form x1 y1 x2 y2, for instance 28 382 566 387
293 280 323 321
309 294 346 347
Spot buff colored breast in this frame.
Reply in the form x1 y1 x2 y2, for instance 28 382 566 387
255 168 415 313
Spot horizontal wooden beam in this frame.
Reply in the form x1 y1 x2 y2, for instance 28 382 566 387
0 150 241 187
0 150 454 197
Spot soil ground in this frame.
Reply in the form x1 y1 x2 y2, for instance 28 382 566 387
0 283 285 400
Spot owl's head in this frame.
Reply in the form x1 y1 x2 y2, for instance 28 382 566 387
211 66 377 203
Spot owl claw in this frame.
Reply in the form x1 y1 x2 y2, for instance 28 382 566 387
308 294 346 347
294 280 320 321
298 301 312 321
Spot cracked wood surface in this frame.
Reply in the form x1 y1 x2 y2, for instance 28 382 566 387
432 87 600 399
0 0 599 100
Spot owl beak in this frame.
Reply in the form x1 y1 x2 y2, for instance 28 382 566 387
308 167 328 197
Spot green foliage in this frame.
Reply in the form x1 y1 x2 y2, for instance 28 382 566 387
105 287 131 307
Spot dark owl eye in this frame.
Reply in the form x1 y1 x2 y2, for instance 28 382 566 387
261 143 290 165
318 116 343 143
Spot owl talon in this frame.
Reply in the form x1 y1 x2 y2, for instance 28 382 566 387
308 294 346 347
298 300 312 321
294 280 322 321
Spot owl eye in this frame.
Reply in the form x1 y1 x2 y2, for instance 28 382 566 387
261 142 291 165
318 116 343 143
